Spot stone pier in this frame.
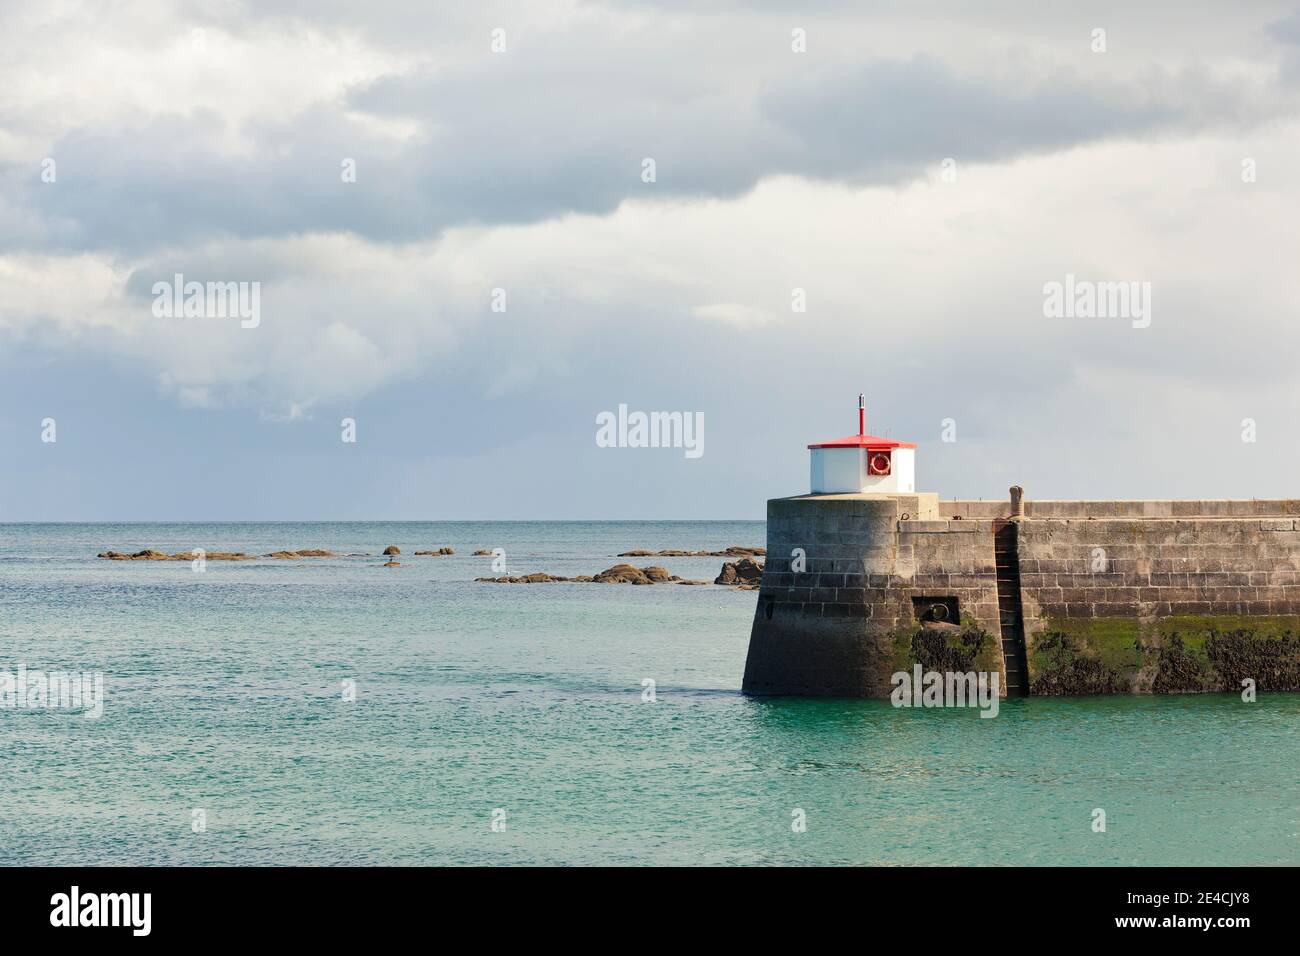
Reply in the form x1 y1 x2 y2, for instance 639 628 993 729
742 491 1300 696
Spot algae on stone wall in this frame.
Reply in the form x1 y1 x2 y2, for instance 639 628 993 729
890 624 1000 676
1026 615 1300 694
1025 618 1138 693
1148 627 1300 692
1205 629 1300 691
1147 633 1214 693
1026 632 1121 695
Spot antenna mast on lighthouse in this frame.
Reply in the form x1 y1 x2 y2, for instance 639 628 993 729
858 393 865 437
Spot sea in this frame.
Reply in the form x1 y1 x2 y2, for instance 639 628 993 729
2 521 1297 865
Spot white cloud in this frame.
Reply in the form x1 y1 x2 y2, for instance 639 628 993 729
692 303 778 327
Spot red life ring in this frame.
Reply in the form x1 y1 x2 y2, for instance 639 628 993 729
869 452 891 476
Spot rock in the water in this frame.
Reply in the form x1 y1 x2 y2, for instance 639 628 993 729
382 545 401 555
592 564 682 585
477 572 568 583
593 563 649 584
383 559 401 567
472 549 493 556
99 548 339 561
714 557 764 587
617 545 766 557
479 564 682 585
97 549 250 561
592 563 646 584
414 547 455 555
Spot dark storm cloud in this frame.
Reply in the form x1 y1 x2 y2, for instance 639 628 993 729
5 32 1285 257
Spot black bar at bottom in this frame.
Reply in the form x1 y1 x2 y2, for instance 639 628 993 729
1 865 1285 941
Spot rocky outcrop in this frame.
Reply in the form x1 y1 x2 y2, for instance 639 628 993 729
472 549 493 556
476 571 587 584
98 549 250 561
414 547 455 555
714 557 763 589
99 548 338 561
382 545 401 555
477 564 708 585
618 545 765 557
593 563 668 585
383 559 401 567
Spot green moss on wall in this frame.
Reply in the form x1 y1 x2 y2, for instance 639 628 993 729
1026 632 1121 695
1026 615 1300 695
1026 619 1140 693
895 624 999 675
1147 633 1214 693
889 629 914 675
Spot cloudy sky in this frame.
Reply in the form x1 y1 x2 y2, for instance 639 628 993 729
2 0 1299 520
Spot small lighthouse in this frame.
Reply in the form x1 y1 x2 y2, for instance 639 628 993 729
807 394 916 494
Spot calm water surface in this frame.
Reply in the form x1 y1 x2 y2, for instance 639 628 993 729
1 521 1297 865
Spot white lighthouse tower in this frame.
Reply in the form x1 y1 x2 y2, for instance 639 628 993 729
807 394 916 494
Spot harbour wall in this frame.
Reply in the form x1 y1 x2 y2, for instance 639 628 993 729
742 495 1300 696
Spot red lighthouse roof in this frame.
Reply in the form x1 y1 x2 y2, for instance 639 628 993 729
807 434 916 450
809 395 915 449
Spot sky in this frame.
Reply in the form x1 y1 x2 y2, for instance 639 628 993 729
2 0 1300 520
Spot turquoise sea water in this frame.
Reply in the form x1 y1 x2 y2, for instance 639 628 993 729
1 521 1297 866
